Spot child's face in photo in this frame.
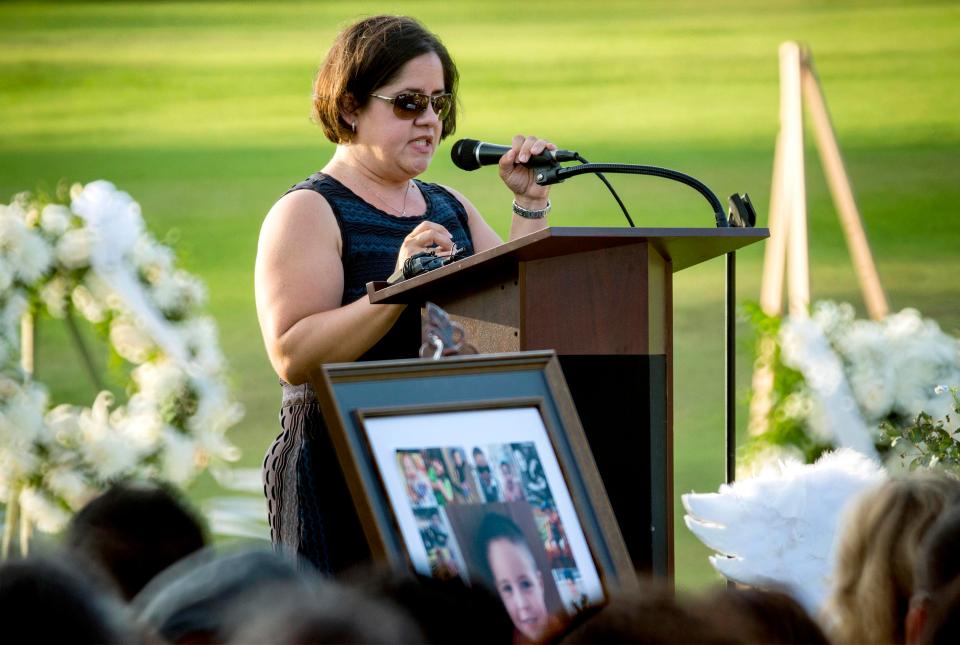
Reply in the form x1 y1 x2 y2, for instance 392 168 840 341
487 538 549 640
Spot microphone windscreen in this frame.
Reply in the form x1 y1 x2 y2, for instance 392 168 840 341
450 139 482 171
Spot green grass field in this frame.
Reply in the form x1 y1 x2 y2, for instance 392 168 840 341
2 0 958 589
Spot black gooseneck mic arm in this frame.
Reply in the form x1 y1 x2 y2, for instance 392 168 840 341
533 161 730 228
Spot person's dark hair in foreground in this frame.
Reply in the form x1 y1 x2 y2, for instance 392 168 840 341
918 575 960 645
133 547 309 644
225 577 423 644
697 586 828 645
907 502 960 644
66 480 208 600
0 556 130 643
348 566 515 644
559 580 744 645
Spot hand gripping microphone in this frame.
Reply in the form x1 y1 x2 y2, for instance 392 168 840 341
450 138 580 170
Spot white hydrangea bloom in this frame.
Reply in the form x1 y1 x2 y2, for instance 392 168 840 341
45 466 96 510
187 380 244 461
180 316 225 374
151 270 207 318
0 382 50 447
55 227 94 270
0 260 13 292
14 228 54 284
19 487 70 533
132 360 187 403
77 392 144 481
39 275 70 318
70 180 144 268
45 404 84 446
111 400 164 453
2 182 243 536
109 317 156 364
161 428 200 485
134 234 175 282
71 283 106 323
39 204 73 236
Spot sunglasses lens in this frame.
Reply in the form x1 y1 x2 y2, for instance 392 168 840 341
392 93 429 119
432 95 452 120
388 93 452 120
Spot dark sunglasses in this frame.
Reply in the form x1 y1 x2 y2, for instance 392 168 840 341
369 92 453 120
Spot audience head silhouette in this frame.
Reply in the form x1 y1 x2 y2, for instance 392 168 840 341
828 471 960 644
66 480 207 600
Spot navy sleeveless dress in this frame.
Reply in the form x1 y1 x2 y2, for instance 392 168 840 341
262 173 475 573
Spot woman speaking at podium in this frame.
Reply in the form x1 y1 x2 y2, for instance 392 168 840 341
255 15 556 573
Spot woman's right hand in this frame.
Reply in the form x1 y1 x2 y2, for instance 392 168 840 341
395 221 455 273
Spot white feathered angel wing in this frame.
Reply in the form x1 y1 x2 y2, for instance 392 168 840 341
682 449 886 615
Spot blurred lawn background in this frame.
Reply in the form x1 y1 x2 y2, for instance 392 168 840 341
1 0 958 589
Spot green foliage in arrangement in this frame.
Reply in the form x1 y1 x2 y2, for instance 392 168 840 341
1 0 958 588
741 303 832 465
884 388 960 472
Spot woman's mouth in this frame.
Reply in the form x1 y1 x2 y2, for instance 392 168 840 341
410 137 433 152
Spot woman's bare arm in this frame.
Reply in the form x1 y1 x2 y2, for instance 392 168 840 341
254 190 404 384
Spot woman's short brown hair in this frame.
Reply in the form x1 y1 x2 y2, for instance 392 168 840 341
312 15 459 144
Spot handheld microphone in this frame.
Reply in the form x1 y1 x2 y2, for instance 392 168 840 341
451 138 579 171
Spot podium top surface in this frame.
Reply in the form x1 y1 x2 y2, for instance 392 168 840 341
368 226 767 304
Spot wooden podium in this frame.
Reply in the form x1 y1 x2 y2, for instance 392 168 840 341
368 226 767 575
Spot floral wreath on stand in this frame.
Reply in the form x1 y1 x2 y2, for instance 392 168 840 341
744 300 960 474
0 180 243 553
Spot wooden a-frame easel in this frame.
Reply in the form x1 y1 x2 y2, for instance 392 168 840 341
748 41 889 437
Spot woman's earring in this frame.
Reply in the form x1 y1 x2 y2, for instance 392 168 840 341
351 121 357 134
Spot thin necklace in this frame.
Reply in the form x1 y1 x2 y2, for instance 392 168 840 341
367 180 413 216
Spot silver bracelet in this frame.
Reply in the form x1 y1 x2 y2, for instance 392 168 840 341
512 199 551 219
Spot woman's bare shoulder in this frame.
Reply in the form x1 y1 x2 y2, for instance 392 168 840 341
260 188 341 254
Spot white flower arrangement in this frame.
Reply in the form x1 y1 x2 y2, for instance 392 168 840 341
0 181 243 542
747 301 960 471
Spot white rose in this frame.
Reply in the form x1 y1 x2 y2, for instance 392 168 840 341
44 467 96 510
884 308 926 340
0 440 39 484
19 487 70 533
13 229 53 283
835 319 884 366
114 405 164 452
187 382 244 452
109 318 156 364
891 347 949 416
78 392 143 481
848 366 895 422
72 284 106 323
132 360 186 402
161 429 200 485
134 235 174 282
0 209 26 249
180 317 224 373
0 260 13 292
39 276 69 318
0 383 49 445
70 180 144 267
55 228 93 269
45 404 84 445
40 204 73 236
812 300 855 341
150 273 182 314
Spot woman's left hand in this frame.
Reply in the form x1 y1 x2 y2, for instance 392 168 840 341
498 134 556 208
